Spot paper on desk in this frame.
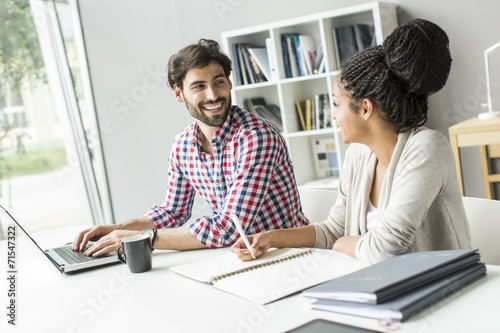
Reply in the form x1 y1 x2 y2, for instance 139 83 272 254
212 249 367 304
170 248 304 283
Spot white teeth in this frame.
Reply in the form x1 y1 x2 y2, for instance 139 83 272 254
203 103 222 111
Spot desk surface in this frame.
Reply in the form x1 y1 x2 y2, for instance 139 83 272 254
1 226 500 333
448 116 500 135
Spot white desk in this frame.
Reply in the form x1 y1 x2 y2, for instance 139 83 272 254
1 226 500 333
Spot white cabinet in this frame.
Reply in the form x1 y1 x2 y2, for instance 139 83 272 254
221 2 398 188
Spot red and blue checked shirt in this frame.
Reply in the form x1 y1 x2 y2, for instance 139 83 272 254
146 105 309 248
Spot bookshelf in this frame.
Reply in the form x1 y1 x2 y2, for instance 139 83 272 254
221 2 398 189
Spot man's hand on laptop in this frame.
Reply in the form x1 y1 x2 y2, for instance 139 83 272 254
87 230 139 257
72 225 137 257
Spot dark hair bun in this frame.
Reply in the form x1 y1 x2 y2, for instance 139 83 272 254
383 19 452 96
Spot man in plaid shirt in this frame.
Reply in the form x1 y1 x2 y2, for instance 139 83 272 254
73 39 308 256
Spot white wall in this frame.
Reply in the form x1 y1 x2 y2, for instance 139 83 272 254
77 0 500 222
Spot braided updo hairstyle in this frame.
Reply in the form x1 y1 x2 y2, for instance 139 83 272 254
339 19 452 132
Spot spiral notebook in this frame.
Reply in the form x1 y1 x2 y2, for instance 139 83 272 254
171 248 367 304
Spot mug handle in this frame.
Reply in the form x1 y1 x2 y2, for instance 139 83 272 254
117 244 126 264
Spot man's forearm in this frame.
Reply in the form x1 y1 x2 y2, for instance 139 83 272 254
117 217 206 250
154 225 206 251
118 216 156 231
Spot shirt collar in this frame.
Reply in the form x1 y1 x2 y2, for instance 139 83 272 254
190 105 237 150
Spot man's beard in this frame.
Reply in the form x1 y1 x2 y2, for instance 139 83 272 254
184 95 232 127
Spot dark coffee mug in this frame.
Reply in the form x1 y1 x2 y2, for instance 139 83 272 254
117 234 152 273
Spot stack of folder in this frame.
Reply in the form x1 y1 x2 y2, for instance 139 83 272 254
302 249 486 322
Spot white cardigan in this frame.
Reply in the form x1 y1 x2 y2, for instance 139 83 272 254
313 127 471 264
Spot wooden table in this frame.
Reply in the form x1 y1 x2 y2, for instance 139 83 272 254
448 116 500 199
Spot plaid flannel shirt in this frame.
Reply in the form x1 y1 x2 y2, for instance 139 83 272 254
146 105 308 248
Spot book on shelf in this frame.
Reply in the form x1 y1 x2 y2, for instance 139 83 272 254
244 97 283 131
247 46 271 81
333 23 374 64
238 44 256 84
281 39 292 78
352 24 376 51
306 98 313 130
232 43 270 85
281 33 324 78
309 262 486 322
294 35 307 76
310 138 339 179
265 38 279 81
231 43 243 86
302 249 482 304
243 98 257 115
330 29 341 71
322 94 332 128
298 35 315 75
283 33 301 77
295 94 332 131
315 95 322 130
315 94 332 130
170 247 367 304
241 44 257 84
245 47 267 83
295 100 307 131
313 44 325 74
254 105 283 132
236 44 249 85
334 25 357 64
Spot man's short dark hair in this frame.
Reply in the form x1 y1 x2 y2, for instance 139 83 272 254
167 39 232 90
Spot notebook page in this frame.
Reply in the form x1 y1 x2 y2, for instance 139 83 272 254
170 248 308 283
213 249 367 304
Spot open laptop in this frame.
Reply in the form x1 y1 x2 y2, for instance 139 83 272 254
0 204 120 274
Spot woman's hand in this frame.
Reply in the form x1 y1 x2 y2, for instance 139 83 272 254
231 231 273 261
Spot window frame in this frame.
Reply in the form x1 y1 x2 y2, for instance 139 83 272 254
30 0 114 226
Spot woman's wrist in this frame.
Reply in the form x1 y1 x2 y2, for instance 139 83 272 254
263 225 316 249
264 229 280 248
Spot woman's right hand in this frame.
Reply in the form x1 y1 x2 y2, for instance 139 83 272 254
231 231 273 261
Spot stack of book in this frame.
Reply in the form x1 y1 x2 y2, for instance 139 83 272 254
332 23 376 66
244 97 283 131
295 94 331 131
302 249 486 322
281 33 325 78
232 43 272 86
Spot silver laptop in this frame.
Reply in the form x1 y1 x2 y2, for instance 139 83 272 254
0 205 119 274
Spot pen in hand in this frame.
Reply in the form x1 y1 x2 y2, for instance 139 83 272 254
230 214 256 259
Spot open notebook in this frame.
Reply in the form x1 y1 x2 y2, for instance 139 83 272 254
171 248 367 304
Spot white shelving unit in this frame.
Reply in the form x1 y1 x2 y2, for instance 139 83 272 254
221 2 398 188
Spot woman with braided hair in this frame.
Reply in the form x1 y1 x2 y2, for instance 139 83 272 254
232 19 471 264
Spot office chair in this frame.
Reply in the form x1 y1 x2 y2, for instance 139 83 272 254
462 196 500 265
298 187 338 223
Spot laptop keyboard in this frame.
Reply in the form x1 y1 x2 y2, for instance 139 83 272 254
54 245 107 265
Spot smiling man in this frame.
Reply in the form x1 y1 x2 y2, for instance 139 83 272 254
73 39 308 256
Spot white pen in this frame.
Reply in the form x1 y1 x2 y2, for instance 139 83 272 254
230 214 256 259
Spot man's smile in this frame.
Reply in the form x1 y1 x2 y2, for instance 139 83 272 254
202 102 223 113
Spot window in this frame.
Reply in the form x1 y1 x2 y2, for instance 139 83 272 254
0 0 113 238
